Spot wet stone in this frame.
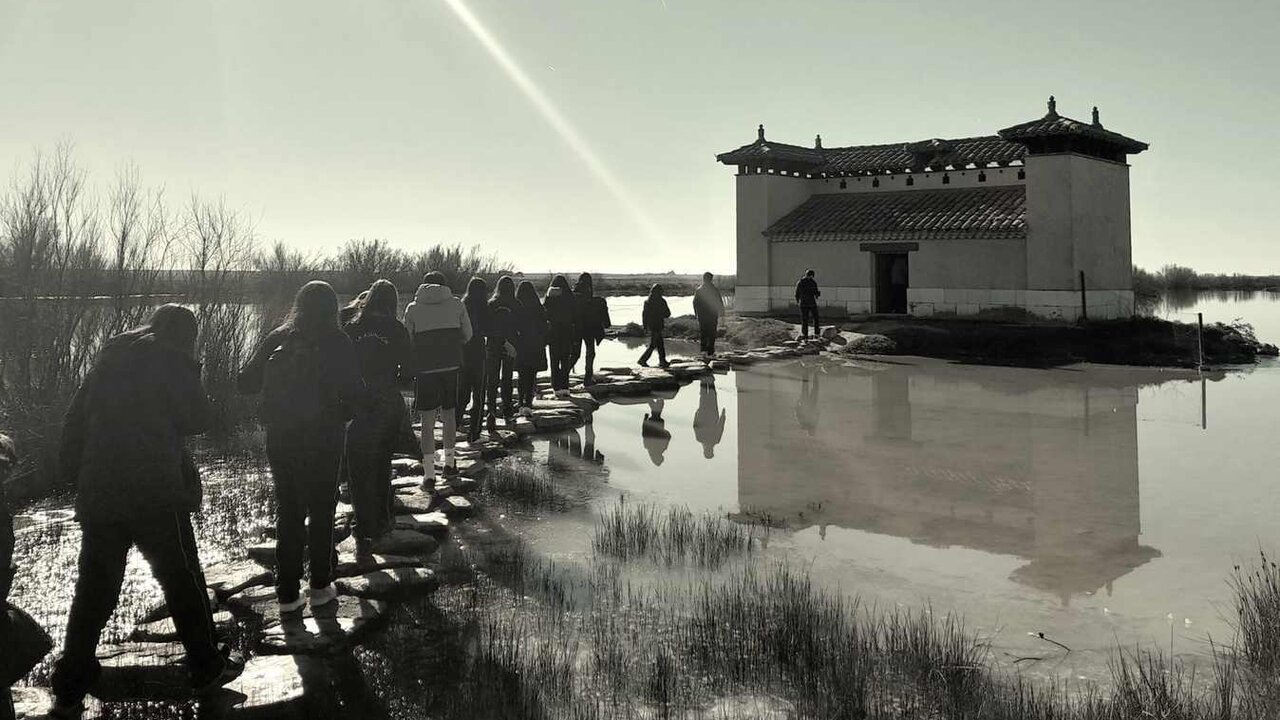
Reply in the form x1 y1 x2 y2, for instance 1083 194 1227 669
12 687 99 719
206 559 275 600
334 552 423 579
94 642 190 700
131 610 236 643
336 567 438 599
336 528 438 557
140 587 220 623
393 487 435 514
246 541 276 567
204 654 329 719
440 495 474 519
393 511 449 537
225 584 280 620
258 598 386 655
391 475 424 491
435 476 478 497
391 457 424 476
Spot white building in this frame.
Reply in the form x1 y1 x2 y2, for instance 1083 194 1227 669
717 97 1149 320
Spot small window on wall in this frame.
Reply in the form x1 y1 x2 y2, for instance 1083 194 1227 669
1017 169 1026 180
942 174 951 185
872 178 880 188
978 171 987 182
839 179 847 189
906 176 915 186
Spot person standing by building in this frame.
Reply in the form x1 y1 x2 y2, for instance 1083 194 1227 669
457 277 490 441
485 276 519 432
52 305 244 716
638 283 670 368
543 275 579 397
513 280 548 412
795 269 822 338
403 271 472 480
693 272 725 357
572 273 611 386
239 282 364 616
342 279 410 558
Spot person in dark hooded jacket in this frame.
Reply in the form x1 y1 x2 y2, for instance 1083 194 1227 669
572 273 611 385
52 305 243 715
513 281 548 410
457 277 489 441
486 276 519 431
543 275 579 395
638 283 671 368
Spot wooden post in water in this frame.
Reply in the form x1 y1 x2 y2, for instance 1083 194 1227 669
1201 374 1207 430
1197 312 1204 369
1079 270 1088 322
1199 312 1207 430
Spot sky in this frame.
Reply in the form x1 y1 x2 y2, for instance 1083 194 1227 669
0 0 1276 274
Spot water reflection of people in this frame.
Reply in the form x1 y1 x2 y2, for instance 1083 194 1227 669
549 423 605 465
693 376 726 458
794 362 821 435
641 399 671 466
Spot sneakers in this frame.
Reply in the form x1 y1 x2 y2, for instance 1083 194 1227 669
554 389 570 399
309 583 338 609
278 595 306 614
637 359 649 367
49 700 85 719
193 650 246 695
659 360 671 369
442 464 460 479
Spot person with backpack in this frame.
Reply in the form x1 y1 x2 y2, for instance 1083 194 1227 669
513 280 548 412
693 272 725 356
486 276 519 432
403 271 471 480
51 305 243 717
342 279 410 557
638 283 671 368
238 282 364 615
457 277 490 442
795 269 822 338
573 273 611 386
543 275 579 397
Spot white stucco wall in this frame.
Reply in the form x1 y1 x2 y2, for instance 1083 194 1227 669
735 173 812 312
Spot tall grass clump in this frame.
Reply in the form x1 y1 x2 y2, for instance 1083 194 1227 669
592 500 761 567
1230 549 1280 673
483 463 571 510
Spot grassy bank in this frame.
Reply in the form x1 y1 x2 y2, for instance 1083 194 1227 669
356 498 1280 719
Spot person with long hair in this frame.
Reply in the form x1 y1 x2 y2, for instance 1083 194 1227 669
343 279 409 557
238 281 364 615
403 271 471 481
458 277 490 442
51 305 243 716
572 272 611 385
638 283 671 368
543 274 579 396
486 275 519 431
513 280 548 412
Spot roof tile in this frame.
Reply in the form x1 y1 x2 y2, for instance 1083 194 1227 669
764 186 1026 243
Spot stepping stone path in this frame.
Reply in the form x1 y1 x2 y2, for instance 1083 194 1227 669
21 341 835 717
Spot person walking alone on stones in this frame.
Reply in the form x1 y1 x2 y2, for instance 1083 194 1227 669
796 269 822 338
513 280 549 413
52 305 244 716
486 276 519 432
638 283 671 368
404 271 472 481
239 281 364 616
573 273 611 386
544 274 579 397
457 277 490 442
693 272 725 357
342 279 410 559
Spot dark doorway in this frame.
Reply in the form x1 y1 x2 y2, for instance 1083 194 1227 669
874 253 909 314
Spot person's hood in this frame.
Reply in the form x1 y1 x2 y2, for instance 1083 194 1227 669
546 286 566 299
414 284 454 304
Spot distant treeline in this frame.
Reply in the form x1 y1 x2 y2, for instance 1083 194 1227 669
1134 265 1280 297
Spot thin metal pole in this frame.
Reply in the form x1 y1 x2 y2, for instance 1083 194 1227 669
1197 312 1204 370
1079 270 1088 322
1201 374 1207 430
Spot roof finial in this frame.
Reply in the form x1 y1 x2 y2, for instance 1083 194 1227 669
1047 95 1058 117
814 134 822 149
1092 106 1102 128
758 124 765 141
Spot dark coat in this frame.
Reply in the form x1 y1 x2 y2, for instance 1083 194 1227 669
238 327 366 430
543 287 579 356
795 276 821 307
487 297 518 357
343 312 410 392
513 298 549 372
60 333 211 524
574 291 611 342
642 296 671 333
461 297 489 364
693 283 725 321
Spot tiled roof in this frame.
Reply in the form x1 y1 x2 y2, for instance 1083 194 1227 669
999 113 1148 154
764 186 1026 243
716 135 1025 175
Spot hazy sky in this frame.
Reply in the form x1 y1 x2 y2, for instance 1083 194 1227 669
1 0 1275 274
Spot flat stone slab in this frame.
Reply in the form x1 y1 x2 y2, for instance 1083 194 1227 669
391 457 424 476
258 597 386 655
393 511 450 537
336 528 437 557
434 476 478 497
204 654 328 718
391 475 424 491
336 567 438 599
206 559 275 600
140 587 220 623
131 610 236 643
95 642 190 700
334 551 423 579
439 495 474 519
393 487 435 514
225 584 281 620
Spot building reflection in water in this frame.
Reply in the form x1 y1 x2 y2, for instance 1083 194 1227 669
738 358 1161 603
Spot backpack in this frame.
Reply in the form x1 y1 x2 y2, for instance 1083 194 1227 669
260 335 326 429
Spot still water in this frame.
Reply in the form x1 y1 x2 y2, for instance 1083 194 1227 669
510 292 1280 684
